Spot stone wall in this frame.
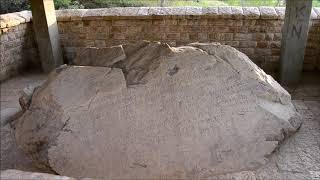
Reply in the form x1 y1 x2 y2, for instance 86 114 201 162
56 7 320 74
1 7 320 81
0 11 40 81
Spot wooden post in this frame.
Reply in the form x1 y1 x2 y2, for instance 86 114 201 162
280 0 312 85
30 0 63 73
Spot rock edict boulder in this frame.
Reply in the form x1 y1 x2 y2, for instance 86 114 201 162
14 41 300 179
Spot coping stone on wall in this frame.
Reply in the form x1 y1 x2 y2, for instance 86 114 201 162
274 7 285 19
0 17 7 28
10 13 26 24
311 8 319 20
310 9 317 20
84 7 151 20
54 7 274 20
137 7 150 16
56 9 88 21
218 6 232 18
202 7 219 16
242 7 260 19
149 7 185 16
83 8 119 20
16 11 32 22
3 7 320 28
115 7 140 16
314 8 320 18
120 7 150 18
0 12 26 29
259 7 278 19
231 7 244 19
184 7 203 15
0 11 33 35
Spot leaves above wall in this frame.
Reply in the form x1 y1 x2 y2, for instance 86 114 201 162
1 0 320 14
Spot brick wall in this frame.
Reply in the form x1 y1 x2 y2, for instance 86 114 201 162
1 7 320 81
56 7 320 74
0 11 40 81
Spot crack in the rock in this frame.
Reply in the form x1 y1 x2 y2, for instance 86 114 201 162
87 90 99 110
167 64 180 76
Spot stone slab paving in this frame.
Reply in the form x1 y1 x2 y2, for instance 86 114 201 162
254 100 320 180
1 73 46 126
0 72 319 179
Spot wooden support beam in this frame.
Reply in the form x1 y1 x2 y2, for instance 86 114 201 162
280 0 313 85
30 0 63 73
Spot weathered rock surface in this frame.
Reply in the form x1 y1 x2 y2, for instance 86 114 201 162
0 108 21 126
74 41 171 85
14 42 300 179
73 45 126 67
0 169 75 180
19 85 38 112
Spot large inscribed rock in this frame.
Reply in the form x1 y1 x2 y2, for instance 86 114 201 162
14 42 300 179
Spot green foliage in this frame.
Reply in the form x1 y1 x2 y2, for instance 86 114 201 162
77 0 158 8
221 0 320 7
54 0 72 9
0 0 29 14
1 0 320 14
222 0 283 6
167 0 228 7
54 0 84 9
314 0 320 7
75 0 320 8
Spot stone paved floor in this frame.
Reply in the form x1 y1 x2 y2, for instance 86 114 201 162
1 72 46 172
1 73 46 126
252 100 320 180
210 72 320 180
0 72 319 179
